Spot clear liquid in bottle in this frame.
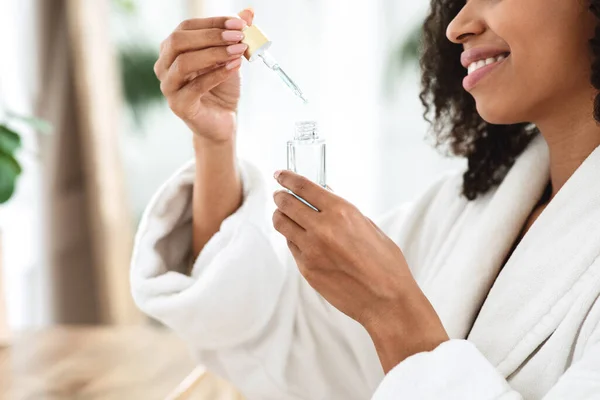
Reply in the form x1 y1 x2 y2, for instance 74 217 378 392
286 121 326 211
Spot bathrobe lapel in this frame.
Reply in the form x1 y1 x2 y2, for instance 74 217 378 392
467 138 600 378
425 134 550 341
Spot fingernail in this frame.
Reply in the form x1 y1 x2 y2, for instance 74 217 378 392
222 30 244 42
227 43 248 55
225 58 242 70
224 18 245 30
274 170 283 179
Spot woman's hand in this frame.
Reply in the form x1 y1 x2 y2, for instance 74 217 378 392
272 170 450 372
154 9 254 144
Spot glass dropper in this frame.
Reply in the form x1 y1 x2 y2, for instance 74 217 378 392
258 51 308 103
241 23 308 104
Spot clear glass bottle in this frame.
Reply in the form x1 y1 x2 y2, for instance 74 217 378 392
286 121 326 211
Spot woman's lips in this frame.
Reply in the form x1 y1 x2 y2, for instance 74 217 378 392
461 46 511 68
462 55 510 91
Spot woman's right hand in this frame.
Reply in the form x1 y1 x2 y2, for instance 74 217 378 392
154 9 255 144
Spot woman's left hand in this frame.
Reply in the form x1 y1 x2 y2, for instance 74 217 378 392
272 170 449 372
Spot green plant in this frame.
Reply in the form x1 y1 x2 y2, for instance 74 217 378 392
112 0 164 124
398 25 422 69
0 123 22 204
383 25 423 98
113 0 136 14
0 0 139 205
119 45 163 123
0 112 50 204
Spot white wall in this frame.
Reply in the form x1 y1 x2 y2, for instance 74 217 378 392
378 1 465 213
113 0 195 223
0 0 49 328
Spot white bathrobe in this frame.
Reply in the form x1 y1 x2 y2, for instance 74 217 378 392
131 133 600 400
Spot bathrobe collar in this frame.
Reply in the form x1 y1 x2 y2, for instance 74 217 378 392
429 133 600 378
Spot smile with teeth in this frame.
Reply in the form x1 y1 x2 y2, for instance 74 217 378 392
467 53 509 75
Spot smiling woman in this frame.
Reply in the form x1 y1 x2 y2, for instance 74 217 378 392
421 0 599 200
131 1 600 399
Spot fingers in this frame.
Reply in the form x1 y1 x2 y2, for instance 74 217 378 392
167 63 242 119
160 16 244 64
238 8 255 26
154 11 254 116
367 217 386 236
156 28 245 78
175 16 233 31
156 15 248 79
160 44 247 95
274 170 333 211
272 209 306 247
287 239 303 260
273 190 319 229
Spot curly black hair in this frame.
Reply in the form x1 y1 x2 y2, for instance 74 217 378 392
420 0 600 200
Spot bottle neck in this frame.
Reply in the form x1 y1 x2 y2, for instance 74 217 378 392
294 121 318 140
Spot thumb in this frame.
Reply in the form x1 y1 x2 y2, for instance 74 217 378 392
367 217 386 236
238 7 255 26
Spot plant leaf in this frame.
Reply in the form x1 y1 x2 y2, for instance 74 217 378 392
6 111 52 134
113 0 136 14
0 151 22 204
119 45 164 125
0 124 22 153
399 26 422 68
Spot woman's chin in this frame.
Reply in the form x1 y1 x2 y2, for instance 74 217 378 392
475 100 525 126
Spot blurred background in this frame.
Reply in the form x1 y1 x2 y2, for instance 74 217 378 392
0 0 467 397
0 0 465 349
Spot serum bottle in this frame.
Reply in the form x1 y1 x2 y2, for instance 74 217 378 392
240 19 323 208
287 121 326 211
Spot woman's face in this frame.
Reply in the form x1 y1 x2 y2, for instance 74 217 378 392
446 0 596 125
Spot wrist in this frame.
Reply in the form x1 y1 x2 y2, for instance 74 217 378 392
193 134 236 153
192 134 238 182
365 292 449 373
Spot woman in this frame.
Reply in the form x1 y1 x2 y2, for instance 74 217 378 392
131 2 600 399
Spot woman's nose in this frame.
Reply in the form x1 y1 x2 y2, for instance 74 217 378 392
446 4 486 44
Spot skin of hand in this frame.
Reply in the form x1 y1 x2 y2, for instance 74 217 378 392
271 170 450 373
154 8 255 145
153 9 255 259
